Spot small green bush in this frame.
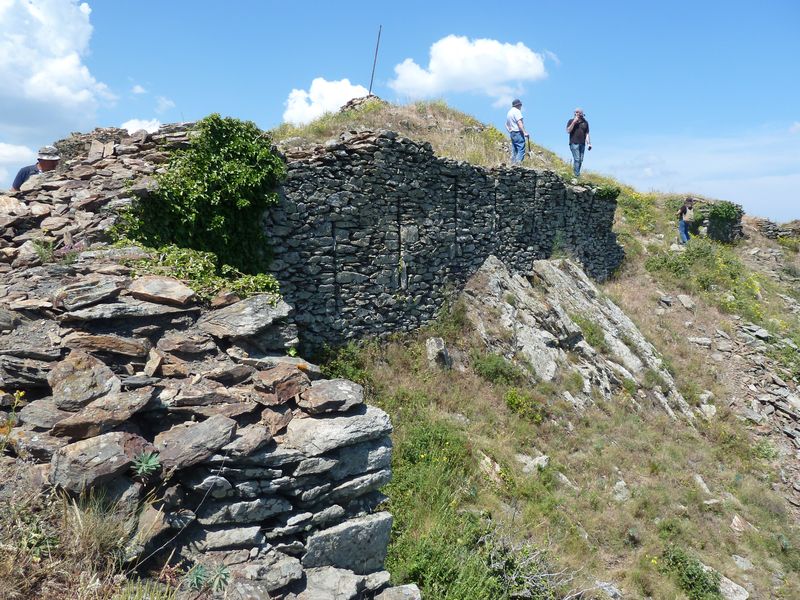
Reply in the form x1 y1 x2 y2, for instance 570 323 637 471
777 236 800 254
472 352 524 385
504 388 545 423
119 113 285 275
660 545 722 600
319 342 372 388
617 191 657 233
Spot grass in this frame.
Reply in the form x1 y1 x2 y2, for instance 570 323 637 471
320 305 800 598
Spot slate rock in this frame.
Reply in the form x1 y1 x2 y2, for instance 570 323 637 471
154 414 237 470
426 337 452 369
295 566 362 600
260 405 294 436
8 427 69 462
283 405 392 457
50 431 150 493
297 379 364 415
197 295 291 340
302 511 393 574
128 275 196 306
196 496 292 525
62 332 151 358
18 398 71 430
187 525 265 552
61 297 197 322
51 388 153 440
238 550 303 591
48 350 121 411
220 423 272 459
375 585 423 600
253 363 310 405
52 278 122 311
0 355 52 388
156 330 216 355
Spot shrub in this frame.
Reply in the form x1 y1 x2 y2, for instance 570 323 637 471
119 113 285 275
472 352 524 385
318 342 372 388
660 545 722 600
504 388 545 423
616 191 656 233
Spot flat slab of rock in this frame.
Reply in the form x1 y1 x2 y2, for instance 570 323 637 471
0 355 52 388
253 363 310 405
220 423 272 458
51 388 153 440
375 585 423 600
50 432 150 493
154 414 237 470
0 319 63 361
61 297 198 322
62 332 151 358
297 379 364 415
196 496 292 525
186 525 265 552
48 350 121 410
128 276 196 306
237 550 303 591
52 278 123 311
197 295 291 339
296 566 362 600
19 399 72 430
283 405 392 457
9 427 69 462
302 511 392 574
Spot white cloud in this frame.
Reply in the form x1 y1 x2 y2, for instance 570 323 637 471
283 77 369 125
544 50 561 66
121 118 161 134
0 142 35 189
0 0 115 141
155 96 175 114
131 84 147 95
389 35 547 106
790 121 800 134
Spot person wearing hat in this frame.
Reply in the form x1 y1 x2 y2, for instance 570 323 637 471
505 98 529 164
566 108 591 180
677 197 695 244
10 145 61 191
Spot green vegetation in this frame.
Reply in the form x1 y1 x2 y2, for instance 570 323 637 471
659 545 722 600
116 113 284 301
645 237 764 322
504 388 545 423
131 451 161 479
571 314 609 353
472 351 525 385
121 243 279 302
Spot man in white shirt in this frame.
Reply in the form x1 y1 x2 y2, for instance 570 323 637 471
505 99 529 164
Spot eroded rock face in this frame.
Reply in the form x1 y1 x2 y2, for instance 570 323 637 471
302 511 393 574
283 406 392 457
461 256 693 420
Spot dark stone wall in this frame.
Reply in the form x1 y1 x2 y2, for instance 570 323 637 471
268 131 624 347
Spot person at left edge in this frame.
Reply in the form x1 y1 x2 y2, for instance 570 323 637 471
11 145 61 191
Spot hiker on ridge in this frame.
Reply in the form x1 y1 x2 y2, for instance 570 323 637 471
506 99 529 164
677 197 695 244
566 108 591 180
10 145 61 191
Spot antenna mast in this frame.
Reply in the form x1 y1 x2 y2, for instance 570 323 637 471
368 25 382 96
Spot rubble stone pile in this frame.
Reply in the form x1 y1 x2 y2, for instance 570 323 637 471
0 125 417 599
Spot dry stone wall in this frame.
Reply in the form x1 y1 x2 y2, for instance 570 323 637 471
271 131 624 347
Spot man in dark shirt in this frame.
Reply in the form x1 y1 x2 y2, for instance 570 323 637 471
677 197 695 244
11 145 60 191
566 108 591 180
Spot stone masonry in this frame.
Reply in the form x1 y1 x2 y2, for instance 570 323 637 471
271 130 624 348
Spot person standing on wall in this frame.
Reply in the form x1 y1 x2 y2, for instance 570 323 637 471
566 108 591 181
677 197 695 244
506 99 529 164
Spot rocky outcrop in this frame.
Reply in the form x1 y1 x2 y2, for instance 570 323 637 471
461 256 694 420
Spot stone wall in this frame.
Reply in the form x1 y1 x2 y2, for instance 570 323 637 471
269 131 624 347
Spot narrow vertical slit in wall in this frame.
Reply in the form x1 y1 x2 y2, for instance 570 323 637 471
331 220 340 313
396 191 402 290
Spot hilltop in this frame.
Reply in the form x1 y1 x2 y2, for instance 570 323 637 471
0 100 798 600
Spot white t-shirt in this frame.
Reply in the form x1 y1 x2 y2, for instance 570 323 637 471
506 107 523 133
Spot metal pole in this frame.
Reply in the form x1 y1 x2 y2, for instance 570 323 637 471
368 25 382 96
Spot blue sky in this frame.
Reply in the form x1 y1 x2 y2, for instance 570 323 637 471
1 0 798 221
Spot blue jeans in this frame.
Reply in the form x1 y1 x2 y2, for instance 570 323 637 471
678 219 690 244
570 143 585 177
510 131 526 163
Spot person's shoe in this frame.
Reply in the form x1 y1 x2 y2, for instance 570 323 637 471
570 178 578 184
